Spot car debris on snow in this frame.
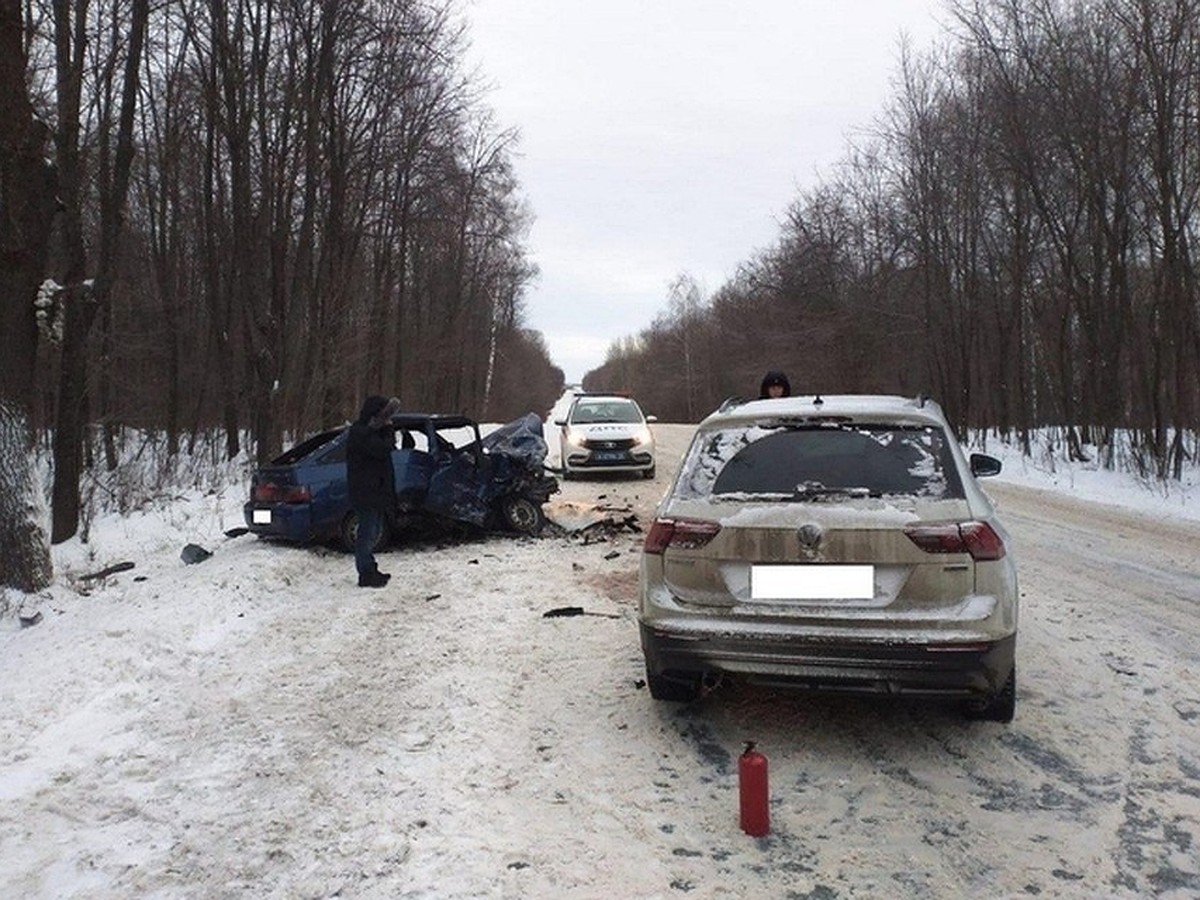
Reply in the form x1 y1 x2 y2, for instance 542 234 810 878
78 561 136 581
542 606 621 619
180 543 213 565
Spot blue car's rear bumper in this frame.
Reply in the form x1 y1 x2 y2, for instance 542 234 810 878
243 502 318 543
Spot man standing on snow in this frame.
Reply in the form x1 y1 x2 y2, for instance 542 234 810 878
347 395 401 588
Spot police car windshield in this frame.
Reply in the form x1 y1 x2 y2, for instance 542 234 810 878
571 401 642 425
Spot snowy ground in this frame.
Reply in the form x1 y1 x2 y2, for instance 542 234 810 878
2 408 1199 898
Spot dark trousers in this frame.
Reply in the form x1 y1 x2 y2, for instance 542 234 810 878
354 507 382 576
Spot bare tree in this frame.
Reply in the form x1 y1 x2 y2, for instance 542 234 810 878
0 0 57 593
1114 0 1200 477
662 272 705 421
47 0 151 542
10 0 553 512
590 0 1198 481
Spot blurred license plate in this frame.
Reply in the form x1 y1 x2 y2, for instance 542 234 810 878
751 565 874 600
592 451 625 462
252 509 272 524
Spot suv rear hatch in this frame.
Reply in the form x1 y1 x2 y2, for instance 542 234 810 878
651 422 1003 628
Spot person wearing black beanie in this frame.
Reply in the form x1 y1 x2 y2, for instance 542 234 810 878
759 371 791 399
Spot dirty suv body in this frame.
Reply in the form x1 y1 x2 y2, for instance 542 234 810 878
638 394 1018 721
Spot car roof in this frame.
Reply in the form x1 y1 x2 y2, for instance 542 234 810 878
571 392 635 403
701 394 949 429
389 413 478 430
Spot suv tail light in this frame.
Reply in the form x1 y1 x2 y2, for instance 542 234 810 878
253 482 312 504
644 517 721 554
904 521 1006 561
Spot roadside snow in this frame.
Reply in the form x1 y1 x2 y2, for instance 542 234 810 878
982 438 1198 524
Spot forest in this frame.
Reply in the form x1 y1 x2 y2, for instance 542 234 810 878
587 0 1200 482
1 0 564 555
4 0 1200 594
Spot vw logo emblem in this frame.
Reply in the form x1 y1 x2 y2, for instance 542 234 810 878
797 523 823 549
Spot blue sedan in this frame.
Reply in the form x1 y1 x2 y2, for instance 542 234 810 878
244 413 556 550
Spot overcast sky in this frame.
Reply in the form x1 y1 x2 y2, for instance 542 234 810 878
464 1 949 383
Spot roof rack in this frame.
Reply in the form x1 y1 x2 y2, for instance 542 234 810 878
716 396 745 412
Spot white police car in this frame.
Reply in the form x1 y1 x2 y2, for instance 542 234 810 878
555 393 656 480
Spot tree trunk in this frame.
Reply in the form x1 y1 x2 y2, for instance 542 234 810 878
49 0 150 543
49 294 99 542
0 0 57 592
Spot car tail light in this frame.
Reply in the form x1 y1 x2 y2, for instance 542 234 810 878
904 521 1006 561
644 517 721 554
253 482 311 504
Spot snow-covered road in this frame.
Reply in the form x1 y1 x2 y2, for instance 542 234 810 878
2 424 1198 898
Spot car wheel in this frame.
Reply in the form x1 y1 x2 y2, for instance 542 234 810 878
501 495 546 534
964 665 1016 723
642 465 656 480
646 668 701 702
339 511 391 553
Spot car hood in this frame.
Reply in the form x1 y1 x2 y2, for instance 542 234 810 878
484 412 549 467
569 423 647 440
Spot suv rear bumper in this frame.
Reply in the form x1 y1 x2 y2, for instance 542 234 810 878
639 621 1015 698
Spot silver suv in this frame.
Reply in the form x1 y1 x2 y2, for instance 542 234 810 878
638 394 1018 721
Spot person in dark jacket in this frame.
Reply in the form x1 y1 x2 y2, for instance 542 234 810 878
759 370 791 399
347 394 401 587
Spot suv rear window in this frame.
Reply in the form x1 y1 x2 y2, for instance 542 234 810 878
676 424 964 500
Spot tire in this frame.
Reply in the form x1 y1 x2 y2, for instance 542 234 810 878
646 668 701 702
340 511 391 553
641 465 656 480
965 665 1016 723
500 495 546 534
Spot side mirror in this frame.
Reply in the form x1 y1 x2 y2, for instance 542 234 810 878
646 415 658 423
969 453 1002 478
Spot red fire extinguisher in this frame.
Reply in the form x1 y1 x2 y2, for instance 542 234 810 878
739 741 770 836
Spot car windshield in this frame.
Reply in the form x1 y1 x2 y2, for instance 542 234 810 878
674 423 964 501
570 400 642 425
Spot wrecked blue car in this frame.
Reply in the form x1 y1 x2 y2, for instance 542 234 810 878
244 412 559 550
